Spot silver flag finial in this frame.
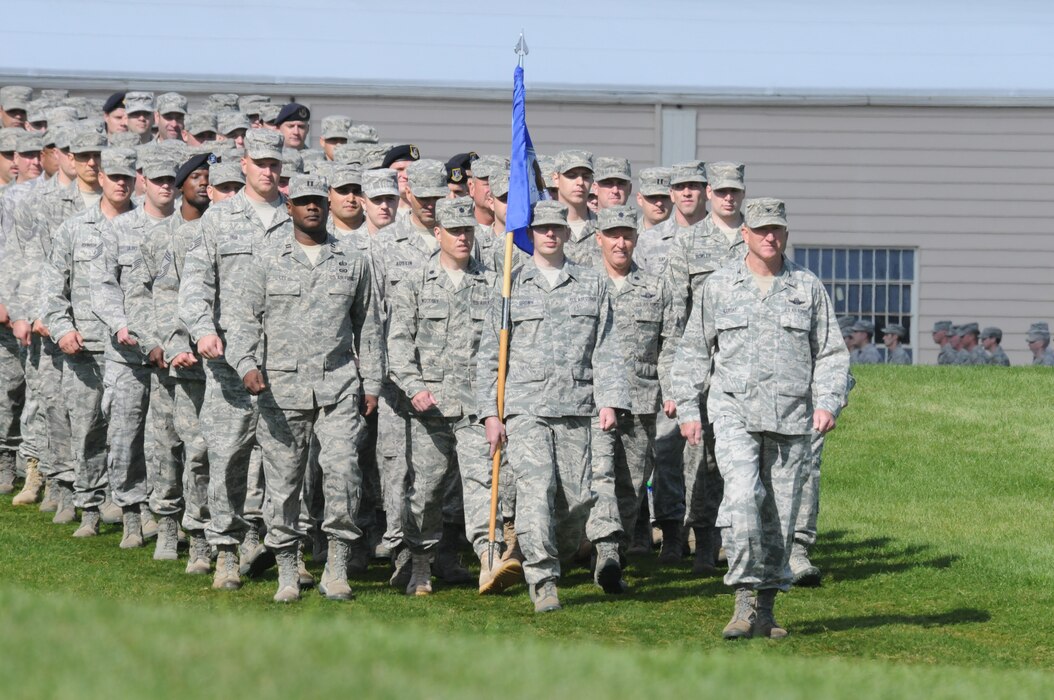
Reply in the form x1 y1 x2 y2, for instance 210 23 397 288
514 31 528 58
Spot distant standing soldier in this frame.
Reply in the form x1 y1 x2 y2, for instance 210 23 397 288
932 320 958 365
849 320 882 364
980 327 1010 366
881 324 911 365
958 323 986 365
1026 322 1054 366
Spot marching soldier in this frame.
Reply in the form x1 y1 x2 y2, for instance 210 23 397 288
980 327 1010 366
882 324 912 365
552 150 598 267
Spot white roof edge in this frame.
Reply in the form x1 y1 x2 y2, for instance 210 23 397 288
4 68 1054 108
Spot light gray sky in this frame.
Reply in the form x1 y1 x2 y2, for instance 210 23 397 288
4 0 1054 92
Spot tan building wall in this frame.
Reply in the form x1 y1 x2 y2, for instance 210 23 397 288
20 75 1053 365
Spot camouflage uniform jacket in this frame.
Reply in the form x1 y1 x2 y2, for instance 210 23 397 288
675 257 849 434
633 217 679 277
886 345 911 365
667 214 745 329
1033 348 1054 366
851 343 883 365
562 216 599 268
178 189 290 348
369 215 438 336
476 258 630 419
599 262 677 415
44 202 133 351
387 252 497 418
225 226 383 410
987 346 1010 367
937 344 960 365
961 346 987 366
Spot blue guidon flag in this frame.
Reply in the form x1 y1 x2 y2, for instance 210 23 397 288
507 63 538 255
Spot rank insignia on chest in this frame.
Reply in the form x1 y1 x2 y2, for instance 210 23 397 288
789 298 805 305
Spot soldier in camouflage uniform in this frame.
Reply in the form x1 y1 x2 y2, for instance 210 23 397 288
179 129 289 590
44 146 137 538
948 326 968 364
932 320 959 365
592 157 632 211
387 197 524 596
0 129 28 493
552 150 599 268
1026 322 1054 365
478 200 630 613
0 85 32 129
980 327 1010 366
882 324 912 365
958 323 987 365
327 164 365 237
674 198 849 639
849 320 882 364
634 167 673 237
225 174 383 603
585 205 677 593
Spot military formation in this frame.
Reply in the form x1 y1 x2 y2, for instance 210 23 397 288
0 83 1010 641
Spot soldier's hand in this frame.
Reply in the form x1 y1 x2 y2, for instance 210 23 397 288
171 352 198 368
148 347 168 369
598 407 617 431
485 416 507 457
197 334 224 359
243 368 266 395
411 390 438 413
116 327 138 347
12 320 31 346
362 394 378 416
813 409 836 435
663 400 677 419
680 420 703 446
58 331 84 355
0 303 9 327
32 320 50 338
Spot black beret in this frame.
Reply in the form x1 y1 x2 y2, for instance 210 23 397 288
103 92 127 114
275 102 310 126
175 153 215 188
382 144 421 168
445 151 477 184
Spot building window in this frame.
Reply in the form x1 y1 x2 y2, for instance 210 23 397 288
792 246 916 363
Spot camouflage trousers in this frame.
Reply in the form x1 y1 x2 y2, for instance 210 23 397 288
405 413 495 557
18 336 47 469
101 360 151 508
62 350 107 509
651 408 685 522
587 412 656 546
257 392 364 550
713 415 810 592
794 431 825 547
245 445 264 524
308 408 382 538
0 328 24 458
377 383 410 551
201 359 256 546
34 339 74 483
505 414 594 586
683 396 723 530
173 378 210 532
148 374 185 517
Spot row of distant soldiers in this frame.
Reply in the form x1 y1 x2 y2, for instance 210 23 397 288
0 84 849 637
932 320 1052 366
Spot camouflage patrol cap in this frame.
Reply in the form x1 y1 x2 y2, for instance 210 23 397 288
743 198 788 228
156 92 188 115
210 141 241 163
244 129 283 160
0 128 20 153
960 322 980 337
205 93 239 111
881 323 906 340
328 164 362 189
333 143 368 166
80 117 107 135
554 149 594 174
159 138 190 160
470 155 509 181
27 99 51 124
530 200 569 227
597 204 639 231
838 315 857 330
932 320 952 333
594 157 632 182
489 170 510 198
1026 322 1050 342
41 89 69 101
287 174 328 200
361 145 392 170
705 161 746 191
347 123 379 144
281 148 304 175
68 127 108 154
841 326 854 339
46 106 79 125
14 131 43 154
49 124 74 150
670 161 706 185
537 154 557 188
217 111 250 136
185 112 218 137
407 159 449 198
435 196 476 229
142 155 179 180
950 325 963 338
361 168 399 198
0 86 32 111
100 147 138 177
321 115 352 140
980 327 1002 342
208 161 245 186
638 167 672 196
851 319 875 335
123 91 154 114
237 95 271 114
259 103 282 125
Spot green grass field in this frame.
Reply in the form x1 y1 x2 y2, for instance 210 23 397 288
2 366 1053 698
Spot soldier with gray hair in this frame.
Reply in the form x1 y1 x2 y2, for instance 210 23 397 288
673 198 849 639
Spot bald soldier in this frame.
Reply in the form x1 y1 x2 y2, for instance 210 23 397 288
674 198 848 639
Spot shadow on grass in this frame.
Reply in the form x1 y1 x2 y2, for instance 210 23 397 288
817 529 960 582
796 608 991 635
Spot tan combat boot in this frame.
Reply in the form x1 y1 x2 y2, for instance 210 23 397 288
722 588 756 640
39 478 57 513
119 507 144 549
73 508 101 538
51 482 76 524
529 579 561 613
212 545 242 590
185 531 211 575
12 457 44 505
296 540 314 589
318 539 354 601
754 589 788 639
273 547 300 603
153 515 179 560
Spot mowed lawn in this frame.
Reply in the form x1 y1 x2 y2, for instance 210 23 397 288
2 366 1053 699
